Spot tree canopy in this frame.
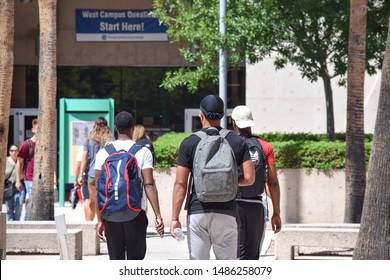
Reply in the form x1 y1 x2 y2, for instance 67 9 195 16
153 0 389 91
153 0 389 140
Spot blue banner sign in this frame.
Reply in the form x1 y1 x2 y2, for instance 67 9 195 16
75 9 168 42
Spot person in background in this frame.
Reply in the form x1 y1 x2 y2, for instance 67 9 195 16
79 117 113 221
231 105 282 259
15 118 38 220
5 144 25 221
74 146 91 219
133 125 155 162
132 125 155 214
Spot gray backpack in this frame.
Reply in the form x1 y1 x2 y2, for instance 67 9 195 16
192 127 238 202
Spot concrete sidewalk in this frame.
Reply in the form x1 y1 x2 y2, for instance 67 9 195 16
5 230 276 260
3 202 276 260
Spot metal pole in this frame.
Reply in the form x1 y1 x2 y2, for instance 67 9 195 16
219 0 227 128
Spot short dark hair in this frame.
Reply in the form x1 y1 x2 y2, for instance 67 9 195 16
114 111 134 131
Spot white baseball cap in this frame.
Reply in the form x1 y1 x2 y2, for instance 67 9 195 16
231 105 255 128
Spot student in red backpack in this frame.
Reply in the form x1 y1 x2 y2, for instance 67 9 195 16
94 111 164 260
231 105 282 259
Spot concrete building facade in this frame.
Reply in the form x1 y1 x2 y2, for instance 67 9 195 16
246 56 381 134
13 0 184 107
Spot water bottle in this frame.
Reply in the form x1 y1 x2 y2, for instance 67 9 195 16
174 228 185 242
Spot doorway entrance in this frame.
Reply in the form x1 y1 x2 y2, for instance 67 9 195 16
9 108 38 147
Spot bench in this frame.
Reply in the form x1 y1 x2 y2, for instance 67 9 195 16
6 228 83 260
7 221 99 255
275 223 359 260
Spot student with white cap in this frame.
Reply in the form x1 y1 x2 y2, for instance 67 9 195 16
231 105 282 260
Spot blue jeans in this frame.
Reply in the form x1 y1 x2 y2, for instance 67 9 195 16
24 180 32 221
5 187 26 221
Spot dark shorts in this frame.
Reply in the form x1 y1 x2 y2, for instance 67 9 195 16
82 185 89 200
81 175 89 200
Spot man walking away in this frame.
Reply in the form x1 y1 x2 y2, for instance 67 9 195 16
15 118 38 220
231 105 282 259
170 95 255 260
94 111 164 260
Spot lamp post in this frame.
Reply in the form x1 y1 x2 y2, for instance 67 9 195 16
219 0 227 128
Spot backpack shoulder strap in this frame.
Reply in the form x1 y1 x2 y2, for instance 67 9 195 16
184 172 194 211
218 128 231 139
104 143 116 155
246 136 266 162
129 144 142 155
195 127 227 139
194 130 206 139
254 136 265 152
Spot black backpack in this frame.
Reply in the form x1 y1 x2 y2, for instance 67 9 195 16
238 136 267 198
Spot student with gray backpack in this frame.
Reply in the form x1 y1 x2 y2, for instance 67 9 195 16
170 95 255 260
231 105 282 260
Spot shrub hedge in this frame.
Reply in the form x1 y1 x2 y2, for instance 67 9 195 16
153 132 373 170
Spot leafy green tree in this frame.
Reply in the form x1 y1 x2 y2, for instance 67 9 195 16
153 0 390 141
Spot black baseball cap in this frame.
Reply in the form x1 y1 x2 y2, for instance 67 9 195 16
200 95 225 120
114 111 134 129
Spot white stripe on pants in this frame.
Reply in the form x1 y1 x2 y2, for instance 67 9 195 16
187 212 238 260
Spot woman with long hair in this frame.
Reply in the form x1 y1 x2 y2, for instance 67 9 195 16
133 125 155 162
79 117 113 221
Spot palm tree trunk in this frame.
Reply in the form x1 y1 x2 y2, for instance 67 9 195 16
0 0 14 206
28 0 57 220
353 21 390 260
344 0 367 223
320 68 335 141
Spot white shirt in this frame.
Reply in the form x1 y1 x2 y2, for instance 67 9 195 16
76 146 83 162
94 140 153 172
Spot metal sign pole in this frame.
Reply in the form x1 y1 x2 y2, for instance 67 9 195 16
219 0 227 128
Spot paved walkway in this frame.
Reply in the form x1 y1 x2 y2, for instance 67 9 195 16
3 202 276 260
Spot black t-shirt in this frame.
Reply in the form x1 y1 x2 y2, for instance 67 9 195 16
177 127 251 216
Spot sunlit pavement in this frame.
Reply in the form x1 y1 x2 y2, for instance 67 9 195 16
3 202 276 260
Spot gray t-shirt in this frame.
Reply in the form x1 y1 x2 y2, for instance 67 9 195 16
83 139 103 178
